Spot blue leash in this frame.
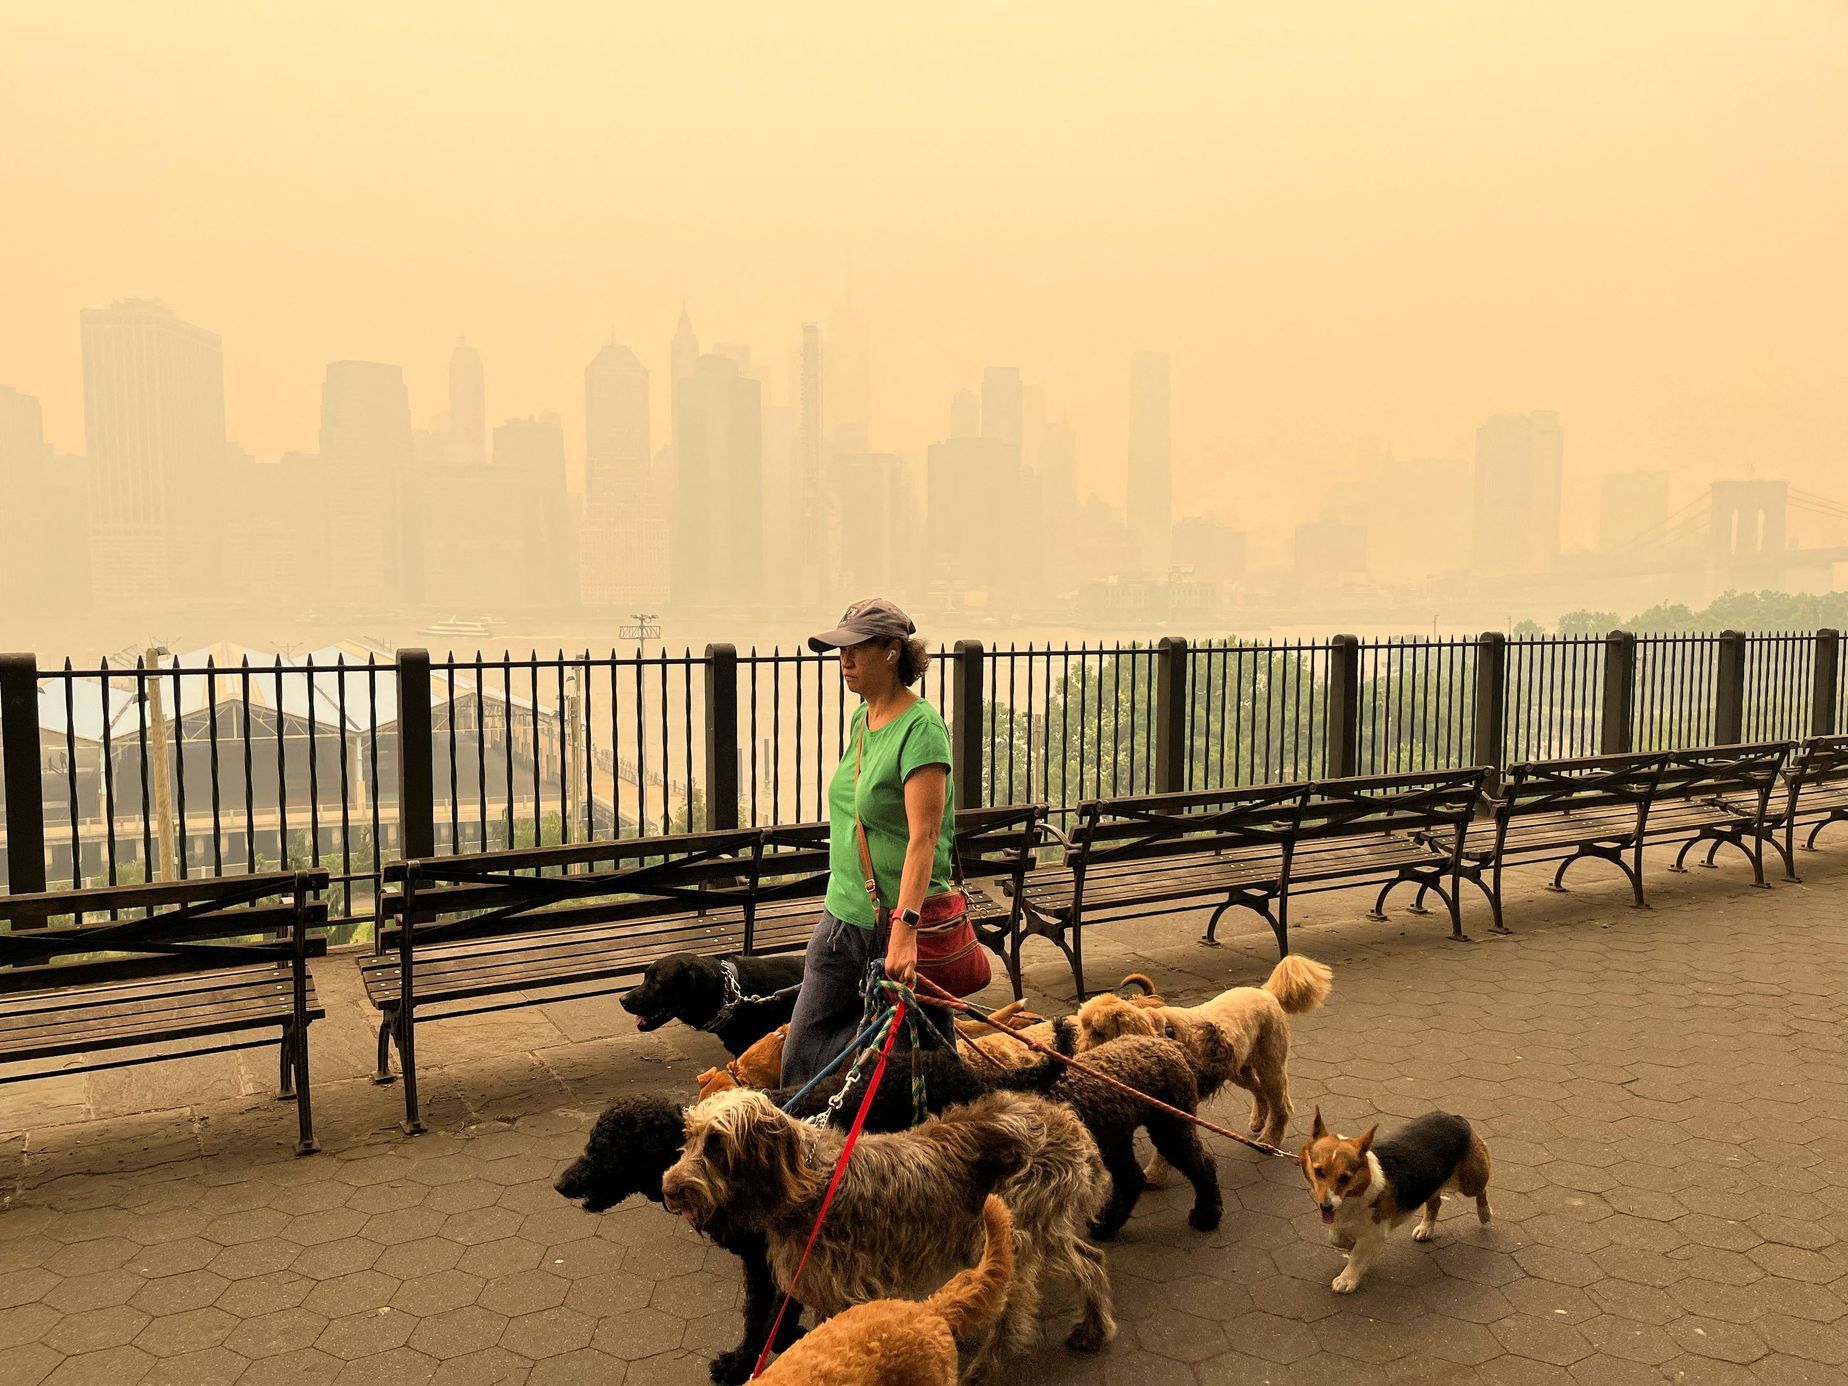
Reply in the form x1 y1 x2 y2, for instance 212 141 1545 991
778 1009 891 1114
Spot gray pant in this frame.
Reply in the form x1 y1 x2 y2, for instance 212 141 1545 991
779 911 887 1089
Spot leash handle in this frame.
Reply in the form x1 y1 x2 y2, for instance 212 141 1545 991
751 997 909 1378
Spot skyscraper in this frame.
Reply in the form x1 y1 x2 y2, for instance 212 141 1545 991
581 341 665 607
981 366 1023 447
1472 411 1564 576
448 337 486 465
671 301 700 413
319 361 412 605
927 436 1024 599
672 354 763 605
1126 351 1172 576
320 361 413 469
0 384 48 467
81 299 228 606
584 342 651 493
950 388 980 440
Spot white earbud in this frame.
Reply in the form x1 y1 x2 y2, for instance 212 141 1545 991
887 650 898 663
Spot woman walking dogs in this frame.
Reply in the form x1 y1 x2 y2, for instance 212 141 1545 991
780 599 958 1088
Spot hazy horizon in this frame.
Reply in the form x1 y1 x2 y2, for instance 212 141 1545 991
7 1 1846 544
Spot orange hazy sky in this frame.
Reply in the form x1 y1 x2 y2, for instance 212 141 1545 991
3 1 1844 535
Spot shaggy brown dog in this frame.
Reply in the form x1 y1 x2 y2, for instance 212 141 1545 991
756 1195 1014 1384
967 973 1163 1070
1075 954 1332 1153
662 1088 1115 1377
1044 1024 1227 1239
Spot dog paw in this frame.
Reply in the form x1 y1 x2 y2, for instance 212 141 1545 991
1087 1218 1122 1242
1331 1272 1361 1294
709 1349 752 1384
1065 1320 1113 1353
1413 1223 1435 1242
1140 1163 1170 1189
1188 1204 1221 1232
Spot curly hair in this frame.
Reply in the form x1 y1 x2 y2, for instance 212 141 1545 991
896 636 932 687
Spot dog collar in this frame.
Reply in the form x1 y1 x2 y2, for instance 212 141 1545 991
696 960 747 1034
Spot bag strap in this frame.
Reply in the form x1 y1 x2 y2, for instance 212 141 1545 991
851 721 885 917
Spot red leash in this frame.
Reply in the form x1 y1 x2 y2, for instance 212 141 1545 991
750 997 908 1379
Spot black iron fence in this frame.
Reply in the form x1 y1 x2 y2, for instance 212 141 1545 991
3 628 1842 935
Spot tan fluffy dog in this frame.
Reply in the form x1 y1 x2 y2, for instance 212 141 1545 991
1075 955 1331 1152
967 974 1163 1069
756 1195 1014 1383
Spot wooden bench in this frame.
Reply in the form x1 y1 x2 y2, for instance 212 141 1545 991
369 828 766 1130
1431 743 1791 931
1016 769 1486 997
1762 734 1848 881
0 871 328 1155
1651 742 1791 886
757 807 1050 999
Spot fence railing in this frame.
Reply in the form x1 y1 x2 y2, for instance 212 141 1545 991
4 628 1841 930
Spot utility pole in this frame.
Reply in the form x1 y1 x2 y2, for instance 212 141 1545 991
145 644 179 881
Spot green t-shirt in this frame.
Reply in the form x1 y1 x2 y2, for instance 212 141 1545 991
825 699 957 928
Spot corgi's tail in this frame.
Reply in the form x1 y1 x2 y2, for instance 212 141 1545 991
1262 955 1333 1014
926 1196 1015 1337
1115 972 1158 998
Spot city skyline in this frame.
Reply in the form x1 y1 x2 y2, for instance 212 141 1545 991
4 2 1843 532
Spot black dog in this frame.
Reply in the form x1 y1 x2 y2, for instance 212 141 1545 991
620 951 805 1056
555 1040 1070 1384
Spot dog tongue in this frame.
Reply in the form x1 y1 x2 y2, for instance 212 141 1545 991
1319 1207 1335 1225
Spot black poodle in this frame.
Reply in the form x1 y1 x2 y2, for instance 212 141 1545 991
555 1035 1070 1384
620 951 805 1055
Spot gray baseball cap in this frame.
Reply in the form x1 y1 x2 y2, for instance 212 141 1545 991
807 597 916 652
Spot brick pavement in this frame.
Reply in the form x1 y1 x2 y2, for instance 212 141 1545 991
3 844 1846 1385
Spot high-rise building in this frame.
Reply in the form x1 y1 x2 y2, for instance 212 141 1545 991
1039 419 1079 591
828 453 905 592
82 299 228 607
581 342 666 608
927 436 1024 600
585 342 651 493
981 366 1023 447
1127 351 1173 577
448 338 486 465
950 388 980 440
318 361 411 607
1472 411 1564 575
1598 470 1670 552
486 414 574 608
320 361 412 469
672 354 763 605
671 301 700 409
0 385 49 467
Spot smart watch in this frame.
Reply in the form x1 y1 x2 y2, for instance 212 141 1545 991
896 907 922 929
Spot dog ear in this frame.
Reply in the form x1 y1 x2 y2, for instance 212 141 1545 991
1355 1124 1377 1156
1311 1106 1328 1140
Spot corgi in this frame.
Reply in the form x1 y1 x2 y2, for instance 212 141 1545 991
1299 1107 1492 1293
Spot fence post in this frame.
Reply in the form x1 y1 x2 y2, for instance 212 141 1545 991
1326 634 1361 779
1812 629 1840 737
396 649 435 860
1600 630 1637 754
703 644 740 830
951 641 984 809
1471 632 1506 785
1714 629 1747 745
1154 636 1190 793
1 653 47 897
